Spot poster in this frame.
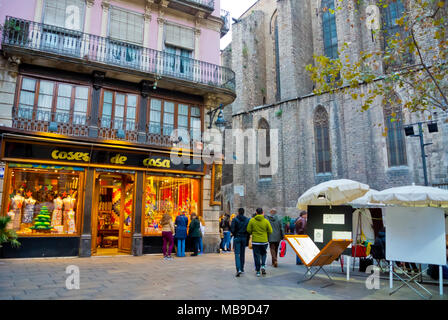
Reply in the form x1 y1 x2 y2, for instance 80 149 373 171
210 163 222 205
385 207 446 265
332 231 352 248
323 214 345 224
286 236 320 265
314 229 324 243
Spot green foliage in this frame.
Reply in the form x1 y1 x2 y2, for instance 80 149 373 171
307 0 448 117
0 216 21 248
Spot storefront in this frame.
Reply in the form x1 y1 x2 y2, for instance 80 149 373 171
0 134 207 258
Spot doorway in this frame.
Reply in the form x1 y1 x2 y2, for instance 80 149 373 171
91 172 135 256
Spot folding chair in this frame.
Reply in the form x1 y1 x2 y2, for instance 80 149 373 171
389 263 432 300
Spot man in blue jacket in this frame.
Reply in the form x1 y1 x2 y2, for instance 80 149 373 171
230 208 250 277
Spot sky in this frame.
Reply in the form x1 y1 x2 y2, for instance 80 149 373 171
220 0 259 50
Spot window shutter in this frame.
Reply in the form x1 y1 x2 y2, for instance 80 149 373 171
110 7 144 45
43 0 85 30
165 24 194 50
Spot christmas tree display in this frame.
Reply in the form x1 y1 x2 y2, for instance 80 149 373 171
31 206 53 231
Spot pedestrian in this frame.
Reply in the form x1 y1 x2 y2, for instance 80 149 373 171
266 209 284 268
295 211 307 265
220 213 231 252
198 216 205 254
230 208 250 277
160 212 174 260
247 208 273 277
174 211 188 257
188 213 201 256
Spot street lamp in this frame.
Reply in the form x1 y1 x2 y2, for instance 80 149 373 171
207 104 227 131
403 120 439 186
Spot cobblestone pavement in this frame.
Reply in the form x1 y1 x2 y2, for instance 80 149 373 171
0 245 446 300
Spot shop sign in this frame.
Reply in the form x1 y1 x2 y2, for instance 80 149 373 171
3 141 203 172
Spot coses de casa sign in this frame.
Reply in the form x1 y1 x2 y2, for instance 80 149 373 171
51 150 170 168
4 141 203 172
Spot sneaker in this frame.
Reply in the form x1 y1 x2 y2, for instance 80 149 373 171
241 270 245 274
236 271 242 277
261 266 266 275
256 272 261 277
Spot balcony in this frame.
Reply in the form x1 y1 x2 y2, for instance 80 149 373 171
11 108 204 149
168 0 215 14
1 17 236 104
220 9 230 38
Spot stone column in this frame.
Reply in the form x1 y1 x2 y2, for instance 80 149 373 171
34 0 44 22
143 2 152 48
100 0 110 38
132 172 144 256
79 168 95 257
201 94 222 253
84 0 95 33
157 17 165 51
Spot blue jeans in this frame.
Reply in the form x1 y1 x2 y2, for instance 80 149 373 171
199 237 203 254
252 244 268 272
234 237 247 272
223 231 231 251
177 239 185 257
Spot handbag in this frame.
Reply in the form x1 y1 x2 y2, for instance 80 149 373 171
279 240 286 257
352 245 367 257
359 257 374 272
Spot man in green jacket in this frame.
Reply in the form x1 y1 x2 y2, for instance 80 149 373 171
247 208 273 277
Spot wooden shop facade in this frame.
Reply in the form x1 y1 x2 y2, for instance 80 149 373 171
0 63 229 258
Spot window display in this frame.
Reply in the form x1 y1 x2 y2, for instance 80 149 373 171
4 164 84 235
144 176 200 235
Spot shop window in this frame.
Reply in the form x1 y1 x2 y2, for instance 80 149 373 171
143 176 200 236
16 76 90 124
4 164 84 236
100 90 138 131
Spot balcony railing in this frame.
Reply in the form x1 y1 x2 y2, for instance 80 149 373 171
220 9 230 38
2 16 235 92
178 0 215 10
11 108 206 148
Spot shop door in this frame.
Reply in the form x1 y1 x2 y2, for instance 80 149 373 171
118 174 135 254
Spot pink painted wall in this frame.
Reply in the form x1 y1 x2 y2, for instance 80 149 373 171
0 0 37 25
0 0 221 66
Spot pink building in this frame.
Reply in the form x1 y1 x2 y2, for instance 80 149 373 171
0 0 234 258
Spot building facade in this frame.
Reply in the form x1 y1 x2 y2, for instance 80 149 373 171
221 0 448 217
0 0 235 258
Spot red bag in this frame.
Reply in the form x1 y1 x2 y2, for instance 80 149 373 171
279 240 287 257
352 245 367 257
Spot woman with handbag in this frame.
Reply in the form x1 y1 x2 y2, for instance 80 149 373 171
160 212 175 260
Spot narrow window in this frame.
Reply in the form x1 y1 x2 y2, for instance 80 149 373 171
314 106 331 173
384 100 407 167
258 118 271 178
322 0 338 59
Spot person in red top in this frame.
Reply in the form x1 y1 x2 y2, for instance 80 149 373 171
295 211 307 265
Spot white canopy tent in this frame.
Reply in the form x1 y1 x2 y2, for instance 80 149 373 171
297 179 370 210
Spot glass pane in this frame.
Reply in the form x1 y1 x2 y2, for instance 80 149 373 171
127 94 137 107
178 104 189 115
22 78 36 91
19 91 35 107
150 99 161 111
6 166 82 235
115 105 124 118
104 91 113 104
127 106 136 120
75 86 88 99
178 115 188 127
164 101 174 113
116 93 125 106
191 107 200 117
74 98 87 113
143 176 200 235
102 102 112 116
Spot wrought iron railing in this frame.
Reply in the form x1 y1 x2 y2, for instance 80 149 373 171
221 9 230 37
178 0 215 10
11 108 205 148
2 16 235 91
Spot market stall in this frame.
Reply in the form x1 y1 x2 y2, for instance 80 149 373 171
370 185 448 298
